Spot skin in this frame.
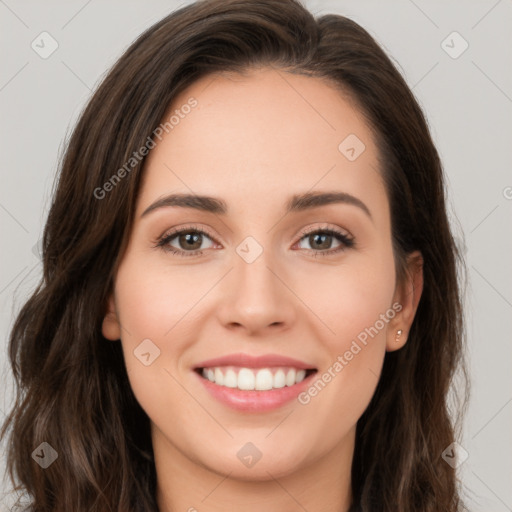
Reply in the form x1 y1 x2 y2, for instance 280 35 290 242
102 66 423 512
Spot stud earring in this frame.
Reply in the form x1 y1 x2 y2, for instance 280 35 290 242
395 329 403 342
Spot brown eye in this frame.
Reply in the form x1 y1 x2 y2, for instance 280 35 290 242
296 228 354 255
308 233 335 250
157 228 216 256
176 232 204 251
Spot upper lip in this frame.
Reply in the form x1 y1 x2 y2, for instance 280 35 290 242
194 353 316 370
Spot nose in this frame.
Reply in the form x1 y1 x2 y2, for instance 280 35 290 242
215 245 297 336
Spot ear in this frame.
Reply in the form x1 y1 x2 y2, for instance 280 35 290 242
101 293 121 341
386 250 424 352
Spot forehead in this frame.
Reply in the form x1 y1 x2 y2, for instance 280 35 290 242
162 66 374 159
139 67 386 218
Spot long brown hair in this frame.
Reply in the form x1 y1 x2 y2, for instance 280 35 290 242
1 0 469 510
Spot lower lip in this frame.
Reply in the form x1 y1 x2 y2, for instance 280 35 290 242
195 371 316 412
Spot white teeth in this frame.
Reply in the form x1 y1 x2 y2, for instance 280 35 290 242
214 368 224 386
285 369 296 387
200 366 312 390
237 368 255 390
273 369 286 388
255 369 273 391
224 369 237 388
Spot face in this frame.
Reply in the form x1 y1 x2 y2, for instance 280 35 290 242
103 67 422 485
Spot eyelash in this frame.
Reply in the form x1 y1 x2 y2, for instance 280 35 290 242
154 224 355 258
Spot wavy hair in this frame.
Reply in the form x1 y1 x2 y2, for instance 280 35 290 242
1 0 468 510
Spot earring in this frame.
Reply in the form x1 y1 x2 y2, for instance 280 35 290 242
395 329 403 342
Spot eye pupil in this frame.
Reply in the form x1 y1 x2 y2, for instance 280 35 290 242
310 233 331 250
180 233 202 250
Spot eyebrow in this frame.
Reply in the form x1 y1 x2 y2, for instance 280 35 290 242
141 191 372 220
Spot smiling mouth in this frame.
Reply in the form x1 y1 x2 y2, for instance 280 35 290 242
195 366 317 391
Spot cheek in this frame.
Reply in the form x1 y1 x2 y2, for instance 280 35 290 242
296 291 392 452
298 250 396 348
114 255 213 340
111 253 224 414
295 251 395 414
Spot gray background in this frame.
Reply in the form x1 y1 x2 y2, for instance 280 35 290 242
1 0 511 510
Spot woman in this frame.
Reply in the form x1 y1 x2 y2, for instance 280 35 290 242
1 0 468 510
